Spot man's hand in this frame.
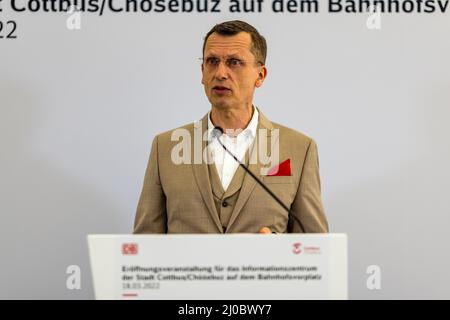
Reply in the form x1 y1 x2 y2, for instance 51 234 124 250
258 227 272 234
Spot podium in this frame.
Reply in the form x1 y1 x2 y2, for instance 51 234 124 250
88 234 347 300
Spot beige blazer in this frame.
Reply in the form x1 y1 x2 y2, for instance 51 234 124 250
134 109 329 234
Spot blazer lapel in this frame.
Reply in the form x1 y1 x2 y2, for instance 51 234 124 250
190 113 223 233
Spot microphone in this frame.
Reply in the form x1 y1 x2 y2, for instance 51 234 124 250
211 126 306 233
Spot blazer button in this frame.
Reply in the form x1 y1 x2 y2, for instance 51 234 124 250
222 201 228 207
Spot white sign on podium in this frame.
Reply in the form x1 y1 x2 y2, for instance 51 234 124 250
88 234 347 300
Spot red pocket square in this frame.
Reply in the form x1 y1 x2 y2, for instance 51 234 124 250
266 159 291 176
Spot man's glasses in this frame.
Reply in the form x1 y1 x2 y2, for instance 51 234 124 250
200 57 262 70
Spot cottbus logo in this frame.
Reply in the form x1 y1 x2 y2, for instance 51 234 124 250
292 242 302 255
122 243 138 255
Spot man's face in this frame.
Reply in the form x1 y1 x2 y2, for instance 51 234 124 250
201 32 267 110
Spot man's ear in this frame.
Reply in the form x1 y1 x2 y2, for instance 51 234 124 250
201 63 204 84
255 66 268 88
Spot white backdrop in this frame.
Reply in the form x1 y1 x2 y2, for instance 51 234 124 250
1 9 450 299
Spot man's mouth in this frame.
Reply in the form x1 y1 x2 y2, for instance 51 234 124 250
212 86 231 93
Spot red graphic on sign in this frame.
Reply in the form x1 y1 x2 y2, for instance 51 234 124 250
122 243 138 255
292 242 302 254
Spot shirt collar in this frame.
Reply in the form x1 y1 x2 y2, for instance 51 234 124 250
207 106 259 141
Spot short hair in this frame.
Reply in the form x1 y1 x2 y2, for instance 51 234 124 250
202 20 267 65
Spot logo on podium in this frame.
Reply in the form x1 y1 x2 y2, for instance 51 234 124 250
122 243 138 255
292 242 302 255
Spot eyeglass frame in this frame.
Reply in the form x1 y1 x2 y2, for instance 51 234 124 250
199 56 264 70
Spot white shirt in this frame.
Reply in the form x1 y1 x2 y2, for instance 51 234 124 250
207 107 259 191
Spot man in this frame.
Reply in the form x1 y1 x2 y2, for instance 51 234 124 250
134 20 328 234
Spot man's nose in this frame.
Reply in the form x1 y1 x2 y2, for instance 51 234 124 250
214 60 228 80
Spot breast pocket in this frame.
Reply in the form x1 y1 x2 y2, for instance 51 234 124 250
259 175 296 211
261 176 294 184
